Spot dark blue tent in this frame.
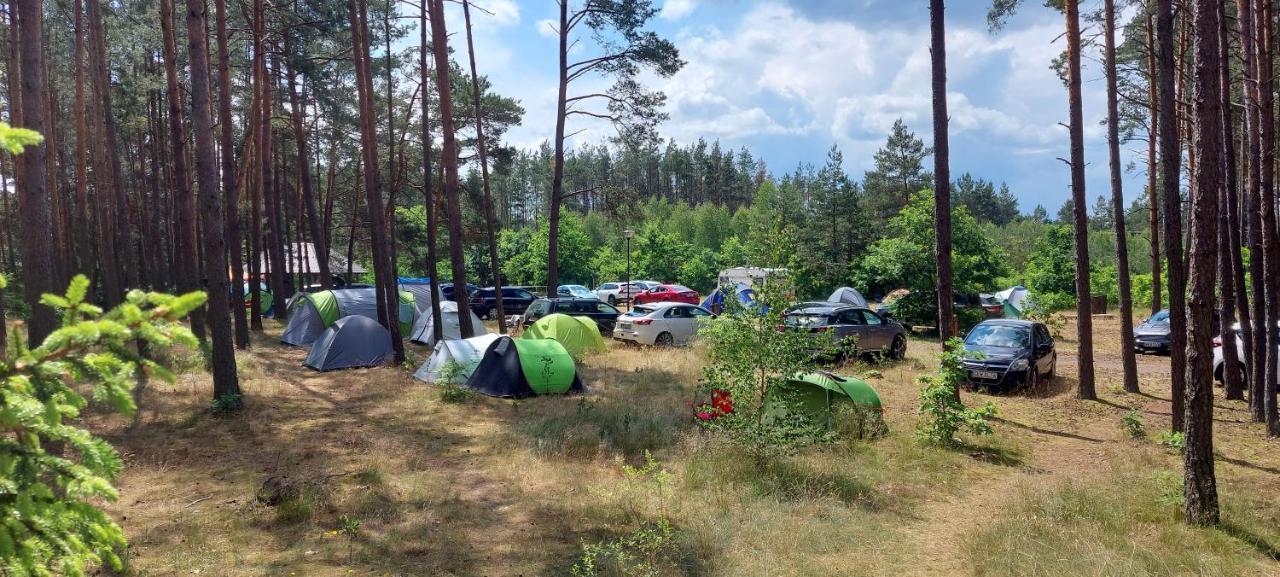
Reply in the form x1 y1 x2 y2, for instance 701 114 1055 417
700 283 758 314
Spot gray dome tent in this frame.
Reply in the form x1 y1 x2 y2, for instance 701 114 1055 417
408 301 489 346
280 287 415 346
304 316 394 371
827 287 868 308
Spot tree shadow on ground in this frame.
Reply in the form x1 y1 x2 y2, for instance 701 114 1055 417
1221 522 1280 561
990 415 1106 444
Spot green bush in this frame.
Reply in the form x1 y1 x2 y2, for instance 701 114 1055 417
1120 409 1146 439
916 338 998 447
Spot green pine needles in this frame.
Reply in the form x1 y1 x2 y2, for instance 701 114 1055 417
1 274 207 576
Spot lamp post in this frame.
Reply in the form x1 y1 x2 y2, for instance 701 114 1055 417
623 228 634 310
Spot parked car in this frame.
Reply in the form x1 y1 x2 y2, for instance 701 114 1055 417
632 284 700 306
557 284 598 300
470 286 539 319
440 282 480 302
961 319 1056 391
523 297 623 333
613 302 715 346
1212 322 1280 384
1136 309 1220 355
782 303 907 359
1134 309 1172 354
594 281 647 305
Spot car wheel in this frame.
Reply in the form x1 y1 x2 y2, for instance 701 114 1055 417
1027 365 1040 389
889 335 906 360
655 332 674 347
1046 355 1056 379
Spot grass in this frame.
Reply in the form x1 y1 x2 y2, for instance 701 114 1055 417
92 317 1280 576
963 455 1280 577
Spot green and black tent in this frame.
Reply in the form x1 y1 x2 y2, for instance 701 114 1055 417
464 336 585 398
281 287 415 346
765 371 882 428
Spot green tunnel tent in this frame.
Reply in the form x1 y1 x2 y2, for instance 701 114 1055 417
765 371 882 428
304 315 394 371
463 336 585 398
522 314 606 358
281 287 415 346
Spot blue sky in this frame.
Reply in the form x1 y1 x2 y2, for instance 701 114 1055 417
448 0 1147 215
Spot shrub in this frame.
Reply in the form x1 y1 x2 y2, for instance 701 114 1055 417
0 275 206 576
1120 409 1146 439
1156 431 1186 452
1020 299 1067 339
916 338 998 446
571 520 681 577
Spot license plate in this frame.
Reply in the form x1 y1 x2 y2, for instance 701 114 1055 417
971 370 999 380
619 323 631 330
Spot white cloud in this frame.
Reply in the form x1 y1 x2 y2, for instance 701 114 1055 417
480 0 520 26
535 18 558 38
660 0 697 21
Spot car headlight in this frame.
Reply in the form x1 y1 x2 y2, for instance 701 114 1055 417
1009 358 1029 371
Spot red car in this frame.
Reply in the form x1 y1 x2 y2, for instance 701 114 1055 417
632 284 700 306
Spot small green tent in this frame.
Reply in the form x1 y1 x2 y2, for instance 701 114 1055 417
464 336 585 398
765 372 882 428
522 313 606 358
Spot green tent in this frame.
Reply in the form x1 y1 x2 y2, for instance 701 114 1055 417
281 288 415 346
464 336 585 398
765 372 882 427
522 313 606 358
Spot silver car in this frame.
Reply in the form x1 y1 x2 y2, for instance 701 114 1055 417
782 303 907 359
613 302 715 346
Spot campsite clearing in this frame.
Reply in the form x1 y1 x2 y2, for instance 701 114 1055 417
95 315 1280 576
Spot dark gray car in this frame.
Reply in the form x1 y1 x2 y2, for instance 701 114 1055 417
783 303 907 359
1134 309 1172 354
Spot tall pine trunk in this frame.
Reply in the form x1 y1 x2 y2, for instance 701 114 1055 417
1217 1 1244 401
1183 0 1220 525
185 0 241 403
548 0 569 292
285 32 331 291
1066 0 1095 400
13 0 55 343
1237 0 1267 422
86 0 123 305
73 0 90 280
463 0 506 333
258 13 290 315
1147 13 1162 316
1157 0 1187 430
159 0 205 341
930 0 953 344
1105 0 1139 393
215 0 249 349
429 0 474 339
419 0 443 344
1257 0 1280 435
349 0 405 361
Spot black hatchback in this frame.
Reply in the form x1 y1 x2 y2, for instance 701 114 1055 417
523 298 622 333
470 287 539 319
961 319 1056 391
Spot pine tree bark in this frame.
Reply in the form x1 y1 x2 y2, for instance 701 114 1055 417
429 0 474 339
1104 0 1138 393
1066 0 1095 400
185 0 241 402
215 0 249 349
73 0 90 280
85 0 123 305
1256 0 1280 435
463 0 507 333
1237 0 1267 422
159 0 206 341
930 0 953 345
1217 1 1244 401
12 0 55 343
420 0 444 344
258 12 290 314
548 0 569 292
285 32 331 291
1147 13 1162 317
1183 0 1220 525
1157 0 1186 430
349 0 406 360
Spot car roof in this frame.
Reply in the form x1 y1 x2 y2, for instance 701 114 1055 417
974 319 1036 328
788 302 858 314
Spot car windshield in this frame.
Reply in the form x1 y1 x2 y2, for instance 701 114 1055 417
785 313 827 327
1146 310 1170 323
965 325 1030 349
623 306 655 318
667 285 692 292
